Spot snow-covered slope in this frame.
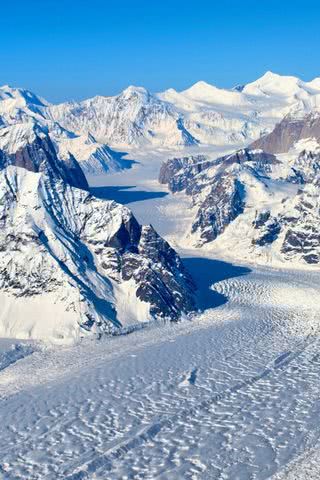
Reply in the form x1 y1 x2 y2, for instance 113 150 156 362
157 71 320 147
1 263 320 479
54 132 135 174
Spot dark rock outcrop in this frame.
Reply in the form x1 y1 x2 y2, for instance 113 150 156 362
0 124 88 190
158 145 320 265
250 112 320 154
192 175 245 243
212 149 279 176
287 149 320 184
122 225 195 319
159 155 211 193
158 149 278 246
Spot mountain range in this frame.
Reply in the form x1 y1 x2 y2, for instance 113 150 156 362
2 71 320 154
1 71 320 340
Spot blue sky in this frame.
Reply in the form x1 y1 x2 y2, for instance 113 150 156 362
1 0 320 102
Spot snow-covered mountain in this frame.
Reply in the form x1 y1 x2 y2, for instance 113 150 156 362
45 72 320 149
2 71 320 155
250 110 320 153
2 72 320 343
0 85 132 175
0 126 195 342
55 132 135 175
2 72 320 480
159 115 320 267
157 71 320 147
47 86 198 148
0 122 88 190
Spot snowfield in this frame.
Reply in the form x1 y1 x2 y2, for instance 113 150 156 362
0 263 320 479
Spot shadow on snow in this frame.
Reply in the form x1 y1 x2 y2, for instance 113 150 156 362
182 257 251 311
90 185 168 205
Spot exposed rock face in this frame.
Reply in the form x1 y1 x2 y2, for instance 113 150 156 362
287 149 320 184
250 112 320 154
121 225 195 319
191 175 245 243
159 149 278 245
208 149 280 176
0 123 88 190
159 155 211 193
280 185 320 264
252 213 281 246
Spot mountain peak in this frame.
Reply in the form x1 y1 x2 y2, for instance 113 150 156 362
181 79 245 106
0 84 48 107
120 85 150 99
190 80 216 89
243 71 301 97
0 84 13 90
259 70 281 80
182 80 218 96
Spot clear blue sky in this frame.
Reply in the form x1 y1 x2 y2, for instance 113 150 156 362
1 0 320 102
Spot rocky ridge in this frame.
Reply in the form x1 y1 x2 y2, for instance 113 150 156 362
159 135 320 266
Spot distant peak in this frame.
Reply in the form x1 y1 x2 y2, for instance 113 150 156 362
0 85 16 99
0 84 23 95
163 87 178 95
260 70 281 80
253 71 299 85
0 84 48 106
185 80 216 92
181 79 245 105
242 71 302 97
233 84 245 92
121 85 149 96
192 80 214 88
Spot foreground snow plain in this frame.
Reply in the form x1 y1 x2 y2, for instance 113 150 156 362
1 148 320 479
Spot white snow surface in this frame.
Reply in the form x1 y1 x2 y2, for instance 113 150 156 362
0 262 320 479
